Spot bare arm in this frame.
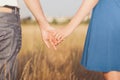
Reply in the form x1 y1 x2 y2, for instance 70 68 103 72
54 0 99 45
24 0 49 29
68 0 99 31
24 0 56 49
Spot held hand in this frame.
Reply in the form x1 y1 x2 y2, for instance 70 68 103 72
41 26 57 50
53 26 74 46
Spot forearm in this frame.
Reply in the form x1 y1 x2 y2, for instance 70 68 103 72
67 0 99 31
24 0 49 29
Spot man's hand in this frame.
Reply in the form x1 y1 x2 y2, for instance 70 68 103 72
40 26 57 50
24 0 57 50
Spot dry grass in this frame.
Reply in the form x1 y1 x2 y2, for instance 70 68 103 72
17 23 104 80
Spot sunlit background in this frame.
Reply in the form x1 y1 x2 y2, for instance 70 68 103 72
2 0 105 80
18 0 82 18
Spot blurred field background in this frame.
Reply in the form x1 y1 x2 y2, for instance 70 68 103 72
16 18 105 80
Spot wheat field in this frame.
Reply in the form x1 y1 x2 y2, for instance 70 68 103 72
17 23 104 80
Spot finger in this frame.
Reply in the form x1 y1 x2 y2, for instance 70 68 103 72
57 34 63 41
57 35 65 44
50 34 58 46
58 38 64 43
55 33 61 41
50 38 57 50
49 35 57 50
44 40 50 48
54 33 63 43
54 37 63 46
55 38 64 46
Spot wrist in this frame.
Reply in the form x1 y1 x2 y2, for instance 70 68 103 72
39 22 50 30
67 16 82 31
66 23 76 32
36 18 49 29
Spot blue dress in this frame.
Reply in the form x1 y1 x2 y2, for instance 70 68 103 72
80 0 120 72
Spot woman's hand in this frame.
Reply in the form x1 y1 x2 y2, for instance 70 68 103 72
53 26 74 46
53 0 99 46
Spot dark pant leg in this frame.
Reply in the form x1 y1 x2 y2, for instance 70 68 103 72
0 10 22 80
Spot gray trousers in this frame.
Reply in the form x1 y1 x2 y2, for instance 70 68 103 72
0 7 22 80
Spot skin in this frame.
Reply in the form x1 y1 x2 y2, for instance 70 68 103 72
0 7 12 13
54 0 99 44
52 0 120 80
24 0 120 80
24 0 57 50
103 71 120 80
